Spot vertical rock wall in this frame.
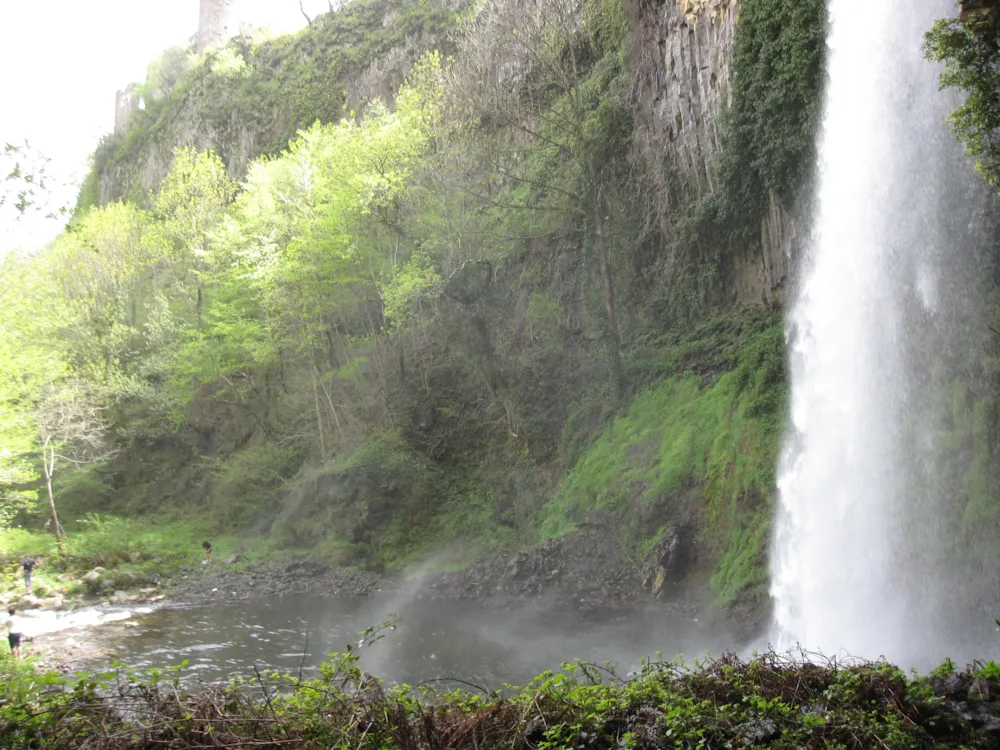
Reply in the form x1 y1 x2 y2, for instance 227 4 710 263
625 0 799 308
114 84 141 137
198 0 241 53
627 0 736 206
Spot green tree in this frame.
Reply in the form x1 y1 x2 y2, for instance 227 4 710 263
925 10 1000 190
153 147 238 325
47 203 173 386
195 56 447 459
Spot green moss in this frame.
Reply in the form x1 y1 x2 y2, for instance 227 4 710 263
542 314 787 606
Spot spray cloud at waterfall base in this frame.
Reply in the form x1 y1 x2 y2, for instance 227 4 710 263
770 0 997 668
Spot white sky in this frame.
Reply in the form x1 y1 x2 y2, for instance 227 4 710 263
0 0 330 254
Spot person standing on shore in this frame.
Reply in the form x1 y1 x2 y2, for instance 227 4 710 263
202 541 212 564
21 555 36 590
5 607 24 659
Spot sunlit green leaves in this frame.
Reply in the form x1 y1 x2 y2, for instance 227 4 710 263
925 13 1000 191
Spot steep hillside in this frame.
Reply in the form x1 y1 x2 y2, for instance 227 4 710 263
1 0 829 622
80 0 463 207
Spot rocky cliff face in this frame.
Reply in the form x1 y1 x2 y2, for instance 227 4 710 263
93 0 459 206
625 0 798 308
95 0 799 308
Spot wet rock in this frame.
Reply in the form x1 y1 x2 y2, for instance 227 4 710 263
931 675 969 700
427 529 645 609
113 590 130 603
117 571 138 586
641 524 693 599
738 718 778 745
969 679 991 702
37 595 63 610
82 570 103 585
168 562 381 602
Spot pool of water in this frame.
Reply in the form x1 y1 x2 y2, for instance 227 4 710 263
83 594 726 688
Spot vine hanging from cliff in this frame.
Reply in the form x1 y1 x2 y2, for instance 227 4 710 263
687 0 826 246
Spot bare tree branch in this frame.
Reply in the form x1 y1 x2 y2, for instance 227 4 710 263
36 381 116 556
299 0 313 27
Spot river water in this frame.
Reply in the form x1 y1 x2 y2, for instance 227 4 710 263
75 596 720 688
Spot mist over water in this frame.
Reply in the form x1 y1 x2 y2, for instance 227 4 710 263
85 597 720 688
771 0 993 667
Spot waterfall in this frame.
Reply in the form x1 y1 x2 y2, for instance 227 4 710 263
770 0 982 666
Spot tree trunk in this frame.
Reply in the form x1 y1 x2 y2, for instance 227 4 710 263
594 186 621 403
308 350 327 462
43 440 65 559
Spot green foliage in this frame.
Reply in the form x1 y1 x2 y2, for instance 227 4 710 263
67 514 154 568
0 648 995 749
543 315 786 605
205 443 304 526
153 146 236 252
209 46 250 79
925 12 1000 191
0 140 66 221
688 0 826 243
583 0 629 56
0 528 57 560
976 660 1000 682
382 253 442 328
83 0 462 206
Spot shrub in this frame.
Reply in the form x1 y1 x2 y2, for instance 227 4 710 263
67 514 152 568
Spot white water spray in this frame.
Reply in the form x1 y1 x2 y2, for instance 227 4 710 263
770 0 970 664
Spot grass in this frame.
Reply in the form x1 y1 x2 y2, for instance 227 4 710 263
0 517 307 603
541 317 787 607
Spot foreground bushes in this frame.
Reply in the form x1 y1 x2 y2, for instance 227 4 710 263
3 632 1000 749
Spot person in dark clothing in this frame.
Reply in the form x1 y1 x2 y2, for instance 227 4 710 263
21 556 36 590
202 541 212 563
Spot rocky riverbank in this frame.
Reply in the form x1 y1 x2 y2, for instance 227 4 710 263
425 529 645 608
166 559 383 601
162 526 708 617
